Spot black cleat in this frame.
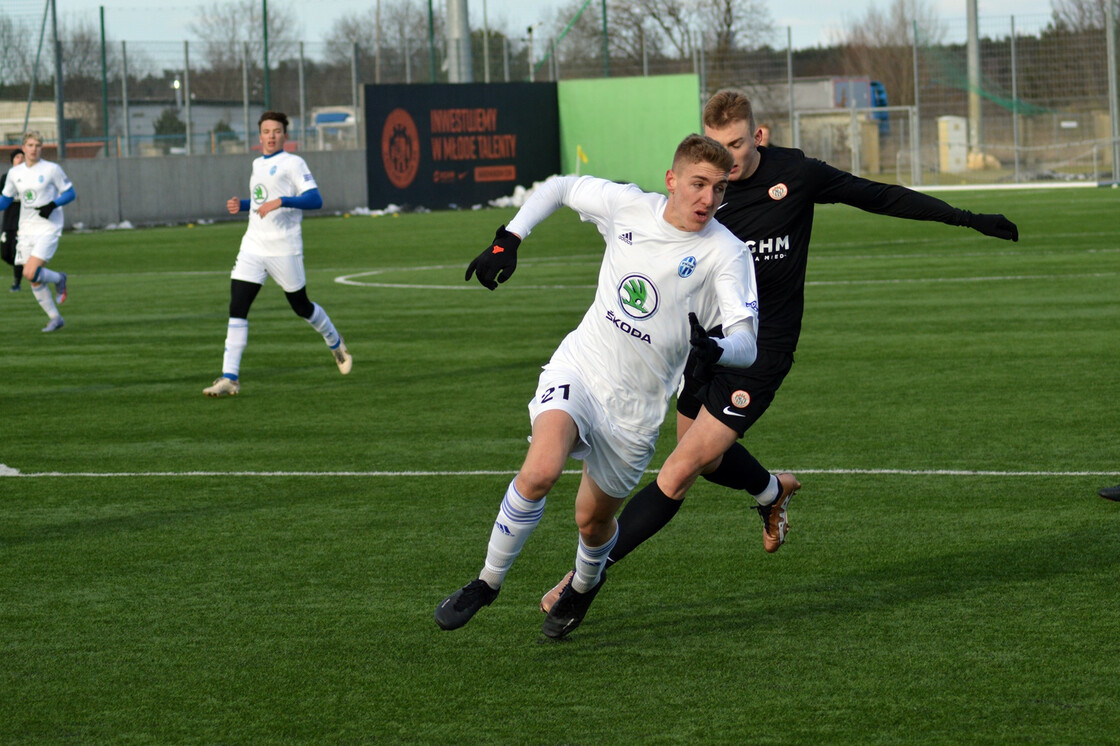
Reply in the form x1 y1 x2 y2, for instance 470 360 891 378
541 571 606 639
434 578 499 630
1099 484 1120 502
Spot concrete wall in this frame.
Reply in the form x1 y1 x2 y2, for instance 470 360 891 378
58 150 369 229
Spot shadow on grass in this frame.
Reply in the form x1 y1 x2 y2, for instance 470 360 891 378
574 520 1118 642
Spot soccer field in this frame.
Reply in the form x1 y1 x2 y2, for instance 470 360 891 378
3 186 1119 743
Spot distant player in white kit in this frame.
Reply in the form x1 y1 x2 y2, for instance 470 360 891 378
434 134 760 639
0 132 75 332
204 111 351 397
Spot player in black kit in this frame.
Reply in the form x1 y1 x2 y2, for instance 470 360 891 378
539 89 1019 613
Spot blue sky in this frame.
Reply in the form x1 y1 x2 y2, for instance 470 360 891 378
32 0 1058 49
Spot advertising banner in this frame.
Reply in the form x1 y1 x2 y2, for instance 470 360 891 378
365 83 560 209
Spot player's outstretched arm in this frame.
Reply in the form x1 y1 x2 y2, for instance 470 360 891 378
813 162 1019 242
465 225 521 290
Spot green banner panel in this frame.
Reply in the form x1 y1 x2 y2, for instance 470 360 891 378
557 74 701 192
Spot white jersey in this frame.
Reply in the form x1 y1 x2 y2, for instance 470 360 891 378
243 151 318 256
1 159 72 238
508 175 758 434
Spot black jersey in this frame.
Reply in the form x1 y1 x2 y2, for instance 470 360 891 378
716 145 972 352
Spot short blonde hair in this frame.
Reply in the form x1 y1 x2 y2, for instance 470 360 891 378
672 133 733 174
702 90 757 132
22 131 43 145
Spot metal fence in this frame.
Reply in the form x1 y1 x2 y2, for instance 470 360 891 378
2 9 1117 185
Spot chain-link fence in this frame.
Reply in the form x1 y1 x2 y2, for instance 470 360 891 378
2 7 1117 184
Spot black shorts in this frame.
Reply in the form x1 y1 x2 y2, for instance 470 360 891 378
676 347 795 437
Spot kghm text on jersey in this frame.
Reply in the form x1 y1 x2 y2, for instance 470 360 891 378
744 235 790 259
605 310 652 344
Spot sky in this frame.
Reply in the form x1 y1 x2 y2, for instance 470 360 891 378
19 0 1058 50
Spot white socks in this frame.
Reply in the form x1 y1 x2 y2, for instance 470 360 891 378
32 284 59 319
36 267 62 284
479 480 546 589
572 524 618 593
221 318 249 378
751 474 780 506
305 303 341 348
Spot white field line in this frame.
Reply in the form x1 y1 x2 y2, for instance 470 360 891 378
1 465 1115 478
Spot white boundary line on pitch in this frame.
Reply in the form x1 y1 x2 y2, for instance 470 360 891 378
1 466 1115 478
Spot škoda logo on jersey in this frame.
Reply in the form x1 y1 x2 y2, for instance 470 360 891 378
768 183 788 201
252 184 268 204
605 273 659 345
617 274 659 320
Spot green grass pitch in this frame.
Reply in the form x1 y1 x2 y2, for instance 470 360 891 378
2 186 1118 743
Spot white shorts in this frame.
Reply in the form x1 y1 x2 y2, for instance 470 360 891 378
15 232 60 265
527 364 658 499
230 251 307 293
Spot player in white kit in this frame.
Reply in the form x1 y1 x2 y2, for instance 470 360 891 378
203 111 351 397
435 134 761 639
0 132 75 332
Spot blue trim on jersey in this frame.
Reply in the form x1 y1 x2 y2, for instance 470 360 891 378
279 188 322 211
54 186 76 207
262 150 285 159
239 199 250 212
0 195 10 211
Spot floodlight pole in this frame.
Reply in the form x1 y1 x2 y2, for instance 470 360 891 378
966 0 980 157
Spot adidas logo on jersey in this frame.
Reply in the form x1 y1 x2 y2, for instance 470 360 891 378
618 231 633 245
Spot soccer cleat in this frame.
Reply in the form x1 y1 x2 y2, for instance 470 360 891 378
55 272 67 304
41 317 65 333
332 341 352 375
203 377 240 397
9 283 20 292
540 569 574 614
541 571 606 640
757 472 801 553
1099 484 1120 502
434 578 499 631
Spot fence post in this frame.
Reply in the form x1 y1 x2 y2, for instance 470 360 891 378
50 0 66 158
184 41 192 156
482 0 491 83
1107 0 1120 182
1011 17 1020 183
352 43 362 149
641 25 648 77
242 42 251 154
912 20 922 186
787 27 794 142
121 41 131 158
100 7 110 158
299 42 307 150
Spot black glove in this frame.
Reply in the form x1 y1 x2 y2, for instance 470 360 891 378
38 202 58 219
967 212 1018 242
465 225 521 290
688 312 724 383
